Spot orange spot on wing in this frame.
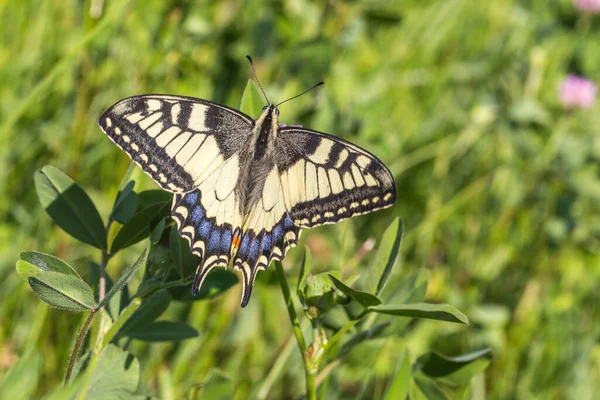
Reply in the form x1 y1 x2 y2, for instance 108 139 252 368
232 233 241 249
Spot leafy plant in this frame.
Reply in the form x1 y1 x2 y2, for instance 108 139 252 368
12 81 490 399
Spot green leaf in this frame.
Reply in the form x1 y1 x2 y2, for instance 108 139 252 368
167 228 201 280
137 189 172 208
367 218 403 296
304 273 337 312
125 321 199 342
384 350 412 400
337 322 390 359
83 345 140 400
110 202 169 254
329 275 382 308
28 271 96 311
369 303 469 324
150 218 166 245
240 79 265 117
110 181 139 224
34 166 107 250
170 225 187 279
417 348 492 385
413 374 450 400
97 249 147 310
169 269 238 301
297 246 313 305
116 289 170 338
19 251 81 278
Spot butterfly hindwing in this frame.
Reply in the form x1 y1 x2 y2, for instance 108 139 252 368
232 166 301 306
99 95 252 192
171 188 242 294
274 128 396 228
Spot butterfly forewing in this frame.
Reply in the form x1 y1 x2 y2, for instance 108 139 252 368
98 95 252 193
274 128 396 228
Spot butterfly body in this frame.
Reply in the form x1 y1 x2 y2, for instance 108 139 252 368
100 91 396 306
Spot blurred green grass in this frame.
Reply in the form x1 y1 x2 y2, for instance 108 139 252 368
1 0 600 398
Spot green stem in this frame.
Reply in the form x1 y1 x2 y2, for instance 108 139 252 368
306 368 317 400
274 261 316 399
274 261 307 353
75 298 142 399
64 309 97 385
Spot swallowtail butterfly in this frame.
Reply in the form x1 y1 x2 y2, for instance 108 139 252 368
99 57 396 306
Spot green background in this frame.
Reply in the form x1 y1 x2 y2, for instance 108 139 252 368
1 0 599 398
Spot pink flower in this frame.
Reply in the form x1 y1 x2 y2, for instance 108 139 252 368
574 0 600 13
559 75 597 109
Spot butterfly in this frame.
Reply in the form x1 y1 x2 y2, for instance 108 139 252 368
98 57 396 307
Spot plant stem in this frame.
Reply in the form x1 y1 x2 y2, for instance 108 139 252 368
274 261 307 353
274 261 317 399
75 299 142 399
306 368 317 400
64 308 97 385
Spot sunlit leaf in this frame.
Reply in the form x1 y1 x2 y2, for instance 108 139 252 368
34 166 107 250
369 303 469 324
28 271 96 312
18 251 80 278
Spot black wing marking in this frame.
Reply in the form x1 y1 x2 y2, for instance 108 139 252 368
274 128 396 228
99 95 252 193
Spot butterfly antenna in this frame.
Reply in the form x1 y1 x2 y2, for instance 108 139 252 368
246 55 270 106
275 81 324 108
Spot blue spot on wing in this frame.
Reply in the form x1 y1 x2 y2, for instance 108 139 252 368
273 225 283 243
249 238 260 260
221 230 232 252
238 234 250 258
185 192 199 205
261 233 272 253
199 220 212 238
208 229 221 251
191 205 204 223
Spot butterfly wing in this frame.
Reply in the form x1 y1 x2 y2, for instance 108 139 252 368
100 95 250 298
274 127 396 227
231 128 396 306
98 95 252 192
231 164 301 306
